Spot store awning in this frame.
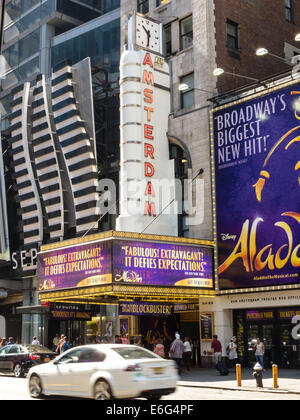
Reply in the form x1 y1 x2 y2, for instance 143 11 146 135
39 284 216 305
16 305 50 315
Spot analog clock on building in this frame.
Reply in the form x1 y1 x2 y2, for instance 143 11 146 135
135 14 162 54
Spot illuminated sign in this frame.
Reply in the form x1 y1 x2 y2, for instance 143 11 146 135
113 239 213 288
246 310 274 320
117 19 177 236
119 302 173 316
12 248 38 272
37 238 213 291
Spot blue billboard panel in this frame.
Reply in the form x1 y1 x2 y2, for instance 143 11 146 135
212 82 300 290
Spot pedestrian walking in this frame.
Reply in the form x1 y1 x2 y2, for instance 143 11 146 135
169 333 184 375
183 337 193 371
0 338 4 348
32 336 40 345
254 338 265 369
56 334 66 354
227 336 238 368
154 338 165 358
211 334 222 366
52 333 60 352
62 337 71 352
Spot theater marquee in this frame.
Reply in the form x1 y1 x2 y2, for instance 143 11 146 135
37 232 215 303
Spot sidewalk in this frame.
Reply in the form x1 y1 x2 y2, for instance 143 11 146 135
177 367 300 395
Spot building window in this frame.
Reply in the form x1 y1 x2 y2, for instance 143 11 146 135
285 0 294 22
169 144 189 238
180 73 194 109
180 15 193 51
226 19 239 50
137 0 149 14
164 24 171 55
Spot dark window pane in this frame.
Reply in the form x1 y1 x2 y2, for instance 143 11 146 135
180 16 193 50
226 20 238 49
180 73 194 109
137 0 149 14
164 24 171 55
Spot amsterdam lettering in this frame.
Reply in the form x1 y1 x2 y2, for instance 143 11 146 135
143 53 156 217
219 212 300 274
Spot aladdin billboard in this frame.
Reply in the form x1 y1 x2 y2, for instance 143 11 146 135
37 238 213 291
212 81 300 291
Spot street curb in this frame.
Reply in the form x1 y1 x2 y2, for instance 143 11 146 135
177 381 300 395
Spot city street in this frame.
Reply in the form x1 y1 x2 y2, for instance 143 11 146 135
1 374 299 400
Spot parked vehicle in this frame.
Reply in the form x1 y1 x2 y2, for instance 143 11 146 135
0 344 56 378
28 344 178 400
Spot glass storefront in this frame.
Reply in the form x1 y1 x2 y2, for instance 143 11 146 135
234 308 300 369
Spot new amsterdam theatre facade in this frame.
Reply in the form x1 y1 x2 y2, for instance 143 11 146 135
37 231 215 351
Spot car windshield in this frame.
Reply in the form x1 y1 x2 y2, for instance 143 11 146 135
24 345 53 353
113 347 158 360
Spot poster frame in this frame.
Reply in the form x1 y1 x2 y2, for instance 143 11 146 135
199 312 214 342
210 77 300 295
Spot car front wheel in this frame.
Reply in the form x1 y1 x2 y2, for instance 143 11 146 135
14 363 24 378
94 379 112 400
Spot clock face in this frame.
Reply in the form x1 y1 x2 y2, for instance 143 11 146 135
135 15 161 53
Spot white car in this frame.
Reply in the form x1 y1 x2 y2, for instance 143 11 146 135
27 344 178 400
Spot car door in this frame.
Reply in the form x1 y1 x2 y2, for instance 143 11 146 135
7 345 24 372
44 348 83 396
2 345 20 372
71 347 107 396
0 346 11 371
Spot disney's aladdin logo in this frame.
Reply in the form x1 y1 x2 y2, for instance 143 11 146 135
219 212 300 274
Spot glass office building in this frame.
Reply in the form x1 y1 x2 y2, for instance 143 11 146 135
0 0 120 344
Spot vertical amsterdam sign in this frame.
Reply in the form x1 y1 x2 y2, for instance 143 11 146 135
116 13 177 236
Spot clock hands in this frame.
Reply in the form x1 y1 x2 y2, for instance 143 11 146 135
142 25 151 47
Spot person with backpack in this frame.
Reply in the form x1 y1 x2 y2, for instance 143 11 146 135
227 336 238 369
